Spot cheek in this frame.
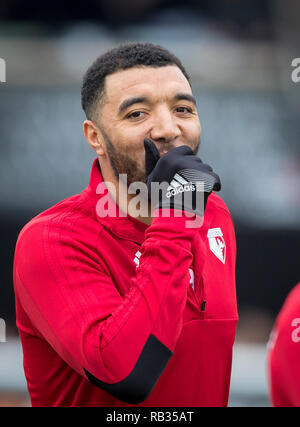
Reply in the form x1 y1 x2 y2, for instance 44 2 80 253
183 119 201 141
117 126 146 155
106 122 140 152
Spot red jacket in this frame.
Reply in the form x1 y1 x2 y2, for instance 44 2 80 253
268 282 300 407
13 158 238 407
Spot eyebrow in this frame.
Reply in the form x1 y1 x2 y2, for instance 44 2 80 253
118 93 197 114
174 93 197 106
118 96 148 113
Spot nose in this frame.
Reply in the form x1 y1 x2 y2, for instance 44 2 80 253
149 108 181 144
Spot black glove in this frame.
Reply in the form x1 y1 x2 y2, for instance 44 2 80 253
144 138 221 216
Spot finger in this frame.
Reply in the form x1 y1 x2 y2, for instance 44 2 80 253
201 163 213 172
168 145 194 157
144 139 160 177
211 173 221 192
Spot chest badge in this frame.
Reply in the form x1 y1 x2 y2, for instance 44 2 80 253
207 227 226 264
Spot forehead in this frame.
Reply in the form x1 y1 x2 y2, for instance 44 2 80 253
104 65 192 106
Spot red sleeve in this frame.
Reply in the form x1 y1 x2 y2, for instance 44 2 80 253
13 210 200 403
268 282 300 407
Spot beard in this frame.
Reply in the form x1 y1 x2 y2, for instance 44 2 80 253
100 126 200 188
101 128 147 186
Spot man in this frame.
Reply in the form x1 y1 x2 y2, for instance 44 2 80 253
13 42 238 407
268 281 300 406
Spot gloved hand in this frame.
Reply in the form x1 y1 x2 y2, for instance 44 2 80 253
144 138 221 217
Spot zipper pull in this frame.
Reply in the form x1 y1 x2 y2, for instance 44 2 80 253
200 300 206 312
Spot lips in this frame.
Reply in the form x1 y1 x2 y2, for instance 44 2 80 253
145 138 187 157
159 151 169 157
158 145 180 157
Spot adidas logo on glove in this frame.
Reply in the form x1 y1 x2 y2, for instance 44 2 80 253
166 173 196 198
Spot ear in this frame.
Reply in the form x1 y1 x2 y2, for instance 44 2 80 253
83 120 105 156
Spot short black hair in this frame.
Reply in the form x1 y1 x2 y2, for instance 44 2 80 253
81 42 191 121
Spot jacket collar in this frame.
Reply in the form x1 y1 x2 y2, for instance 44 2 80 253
87 158 148 244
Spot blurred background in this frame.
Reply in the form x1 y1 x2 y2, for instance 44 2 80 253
0 0 299 407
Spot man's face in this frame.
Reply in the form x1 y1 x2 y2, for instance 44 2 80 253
97 65 202 185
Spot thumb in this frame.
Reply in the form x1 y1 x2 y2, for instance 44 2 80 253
144 138 160 177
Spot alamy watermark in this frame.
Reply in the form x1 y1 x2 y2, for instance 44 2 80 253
95 175 205 228
0 318 6 343
0 58 6 83
291 58 300 83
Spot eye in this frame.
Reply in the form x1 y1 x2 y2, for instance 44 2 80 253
127 111 145 119
175 106 193 114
